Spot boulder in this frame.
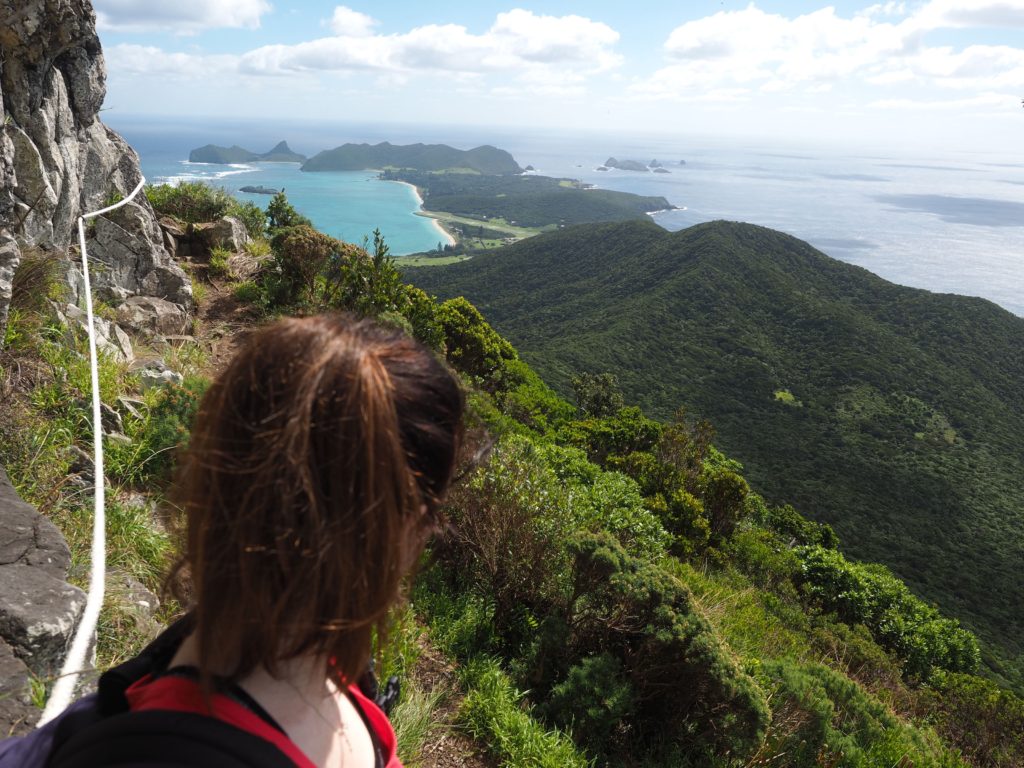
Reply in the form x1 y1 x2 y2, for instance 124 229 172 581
57 303 134 363
136 361 184 392
0 639 36 735
115 295 191 337
201 216 250 252
0 466 84 678
0 564 86 676
0 466 70 580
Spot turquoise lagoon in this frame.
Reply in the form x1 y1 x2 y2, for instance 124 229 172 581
141 159 451 256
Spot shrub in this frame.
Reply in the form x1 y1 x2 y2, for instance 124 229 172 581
571 372 625 417
701 466 750 540
544 653 635 756
107 376 208 487
795 545 980 680
759 502 840 548
558 406 662 465
208 246 231 278
436 297 517 389
146 182 233 223
266 191 311 231
227 200 266 239
755 658 964 768
919 672 1024 767
564 532 771 762
498 359 576 433
233 281 263 305
438 435 574 643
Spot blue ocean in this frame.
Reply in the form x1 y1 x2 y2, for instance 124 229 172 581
108 115 1024 317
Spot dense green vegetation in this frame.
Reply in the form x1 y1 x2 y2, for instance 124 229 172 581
407 219 1024 694
389 169 673 229
6 187 1024 764
301 141 522 174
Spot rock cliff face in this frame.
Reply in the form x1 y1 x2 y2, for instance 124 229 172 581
0 0 191 343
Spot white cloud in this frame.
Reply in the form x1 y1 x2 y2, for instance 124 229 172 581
914 0 1024 29
95 0 272 34
104 44 237 78
326 6 377 37
238 9 620 79
635 2 1024 103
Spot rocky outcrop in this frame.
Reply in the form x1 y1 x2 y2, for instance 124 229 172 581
0 0 192 349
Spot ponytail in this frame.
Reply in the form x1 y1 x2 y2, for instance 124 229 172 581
168 314 463 688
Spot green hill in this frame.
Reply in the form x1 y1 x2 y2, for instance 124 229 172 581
189 140 306 163
301 141 522 174
390 170 673 228
407 218 1024 690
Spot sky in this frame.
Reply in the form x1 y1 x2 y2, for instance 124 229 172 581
93 1 1024 152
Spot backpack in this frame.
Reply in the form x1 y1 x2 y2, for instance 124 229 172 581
0 617 399 768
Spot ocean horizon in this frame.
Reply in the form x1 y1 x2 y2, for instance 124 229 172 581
108 115 1024 317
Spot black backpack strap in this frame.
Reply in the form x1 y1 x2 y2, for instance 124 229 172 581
47 615 196 756
45 709 296 768
160 666 288 735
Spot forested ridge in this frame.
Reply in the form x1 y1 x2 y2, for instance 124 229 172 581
301 141 522 174
407 218 1024 693
388 170 673 229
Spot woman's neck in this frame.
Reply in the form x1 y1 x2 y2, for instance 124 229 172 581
170 634 376 767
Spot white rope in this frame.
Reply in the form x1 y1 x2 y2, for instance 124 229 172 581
37 176 147 726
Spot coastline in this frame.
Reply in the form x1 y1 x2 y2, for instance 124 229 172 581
389 179 457 247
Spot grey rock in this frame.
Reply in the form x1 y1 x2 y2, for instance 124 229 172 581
89 207 193 309
117 396 145 420
0 564 86 676
202 216 250 252
58 302 134 363
65 445 94 479
116 295 190 337
101 402 124 435
0 466 70 580
110 570 160 619
137 361 183 392
0 639 36 736
0 236 20 350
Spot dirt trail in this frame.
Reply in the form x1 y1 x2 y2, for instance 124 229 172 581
191 276 259 376
411 639 491 768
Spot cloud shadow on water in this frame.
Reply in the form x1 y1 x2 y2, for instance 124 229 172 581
875 194 1024 227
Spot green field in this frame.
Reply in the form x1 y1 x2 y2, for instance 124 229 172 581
395 254 472 267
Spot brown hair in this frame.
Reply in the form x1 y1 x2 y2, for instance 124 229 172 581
168 314 463 687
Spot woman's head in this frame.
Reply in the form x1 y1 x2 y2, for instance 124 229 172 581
170 314 463 684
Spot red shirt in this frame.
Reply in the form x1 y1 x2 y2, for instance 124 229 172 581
125 673 402 768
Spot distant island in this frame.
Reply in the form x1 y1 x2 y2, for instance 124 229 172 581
301 142 522 175
604 157 650 172
238 185 280 195
189 141 306 164
601 157 681 173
